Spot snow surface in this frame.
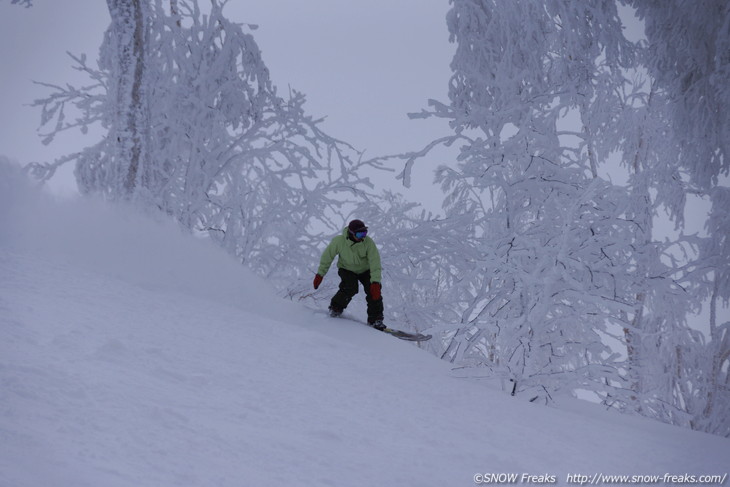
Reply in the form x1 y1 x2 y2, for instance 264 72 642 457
1 182 728 487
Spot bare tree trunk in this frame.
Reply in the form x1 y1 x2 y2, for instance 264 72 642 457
704 276 730 435
622 86 655 412
106 0 147 197
170 0 181 26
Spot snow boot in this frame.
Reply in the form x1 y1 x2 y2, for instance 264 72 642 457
368 319 386 331
329 306 343 318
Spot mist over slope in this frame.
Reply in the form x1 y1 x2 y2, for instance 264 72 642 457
0 162 290 319
1 169 728 486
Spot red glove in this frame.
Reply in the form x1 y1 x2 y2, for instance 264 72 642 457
370 282 381 300
313 274 323 289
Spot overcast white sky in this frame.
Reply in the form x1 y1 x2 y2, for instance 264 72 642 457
0 0 455 204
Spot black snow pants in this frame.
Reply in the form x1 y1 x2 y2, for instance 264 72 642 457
330 268 384 323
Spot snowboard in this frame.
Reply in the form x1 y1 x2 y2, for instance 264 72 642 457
379 326 432 342
318 310 432 342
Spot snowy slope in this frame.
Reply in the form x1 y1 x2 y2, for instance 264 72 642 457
1 184 728 487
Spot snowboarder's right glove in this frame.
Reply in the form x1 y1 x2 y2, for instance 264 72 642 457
313 274 323 289
370 282 381 300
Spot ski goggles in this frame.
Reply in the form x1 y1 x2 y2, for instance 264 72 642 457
351 229 368 239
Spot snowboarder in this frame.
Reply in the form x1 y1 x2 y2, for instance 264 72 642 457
313 219 385 330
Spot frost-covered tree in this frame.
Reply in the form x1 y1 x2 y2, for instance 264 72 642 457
403 0 728 433
400 0 646 401
694 186 730 436
28 0 380 284
14 0 151 197
627 0 729 192
622 0 730 436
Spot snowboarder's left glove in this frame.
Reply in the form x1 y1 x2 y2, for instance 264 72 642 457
313 274 323 289
370 282 381 300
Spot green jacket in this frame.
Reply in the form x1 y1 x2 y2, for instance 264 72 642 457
317 228 382 282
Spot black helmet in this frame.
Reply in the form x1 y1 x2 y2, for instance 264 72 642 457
348 219 368 238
